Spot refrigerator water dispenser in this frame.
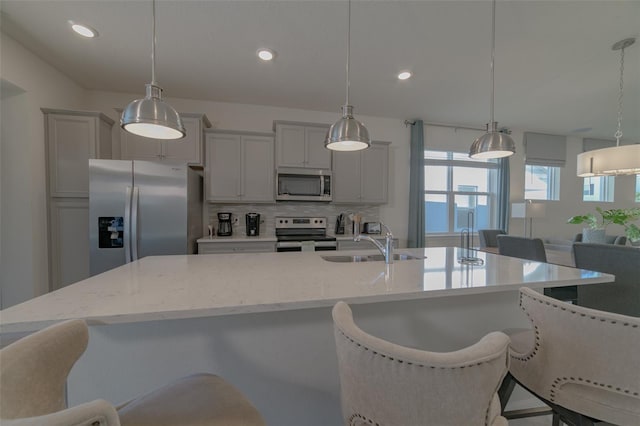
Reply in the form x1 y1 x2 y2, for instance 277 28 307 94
98 217 124 248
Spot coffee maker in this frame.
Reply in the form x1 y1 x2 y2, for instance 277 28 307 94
245 213 260 236
217 212 233 236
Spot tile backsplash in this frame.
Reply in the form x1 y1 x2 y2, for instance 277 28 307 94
206 203 380 237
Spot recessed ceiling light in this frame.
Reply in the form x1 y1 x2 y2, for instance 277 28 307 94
257 48 276 61
69 21 98 38
397 71 412 80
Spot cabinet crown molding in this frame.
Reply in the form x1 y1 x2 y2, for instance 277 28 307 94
41 108 115 126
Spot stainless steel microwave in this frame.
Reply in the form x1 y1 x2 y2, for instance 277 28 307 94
276 168 332 202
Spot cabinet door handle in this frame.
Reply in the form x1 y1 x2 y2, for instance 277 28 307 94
124 186 132 263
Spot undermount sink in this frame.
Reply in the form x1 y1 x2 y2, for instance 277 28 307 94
321 253 425 263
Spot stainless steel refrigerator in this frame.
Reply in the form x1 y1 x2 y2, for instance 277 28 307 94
89 160 202 276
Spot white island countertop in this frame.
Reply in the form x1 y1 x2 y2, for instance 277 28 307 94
0 247 613 333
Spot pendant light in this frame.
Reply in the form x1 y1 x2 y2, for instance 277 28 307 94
469 0 515 159
325 0 371 152
577 37 639 177
121 0 185 140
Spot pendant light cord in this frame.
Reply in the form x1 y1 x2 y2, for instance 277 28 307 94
490 0 496 126
615 46 625 146
151 0 157 85
345 0 351 106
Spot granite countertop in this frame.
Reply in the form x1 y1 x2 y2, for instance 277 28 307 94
0 247 613 333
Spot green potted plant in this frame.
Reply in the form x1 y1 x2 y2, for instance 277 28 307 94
568 207 640 244
626 223 640 246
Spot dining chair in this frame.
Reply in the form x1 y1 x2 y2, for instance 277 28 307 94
496 235 546 262
573 242 640 316
479 229 507 248
0 319 265 426
501 287 640 425
496 235 576 302
332 301 510 425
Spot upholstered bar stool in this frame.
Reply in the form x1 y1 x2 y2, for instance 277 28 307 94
0 319 265 426
332 301 510 425
502 287 640 425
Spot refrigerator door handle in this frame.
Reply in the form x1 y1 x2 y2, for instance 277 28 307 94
131 186 140 261
124 186 132 263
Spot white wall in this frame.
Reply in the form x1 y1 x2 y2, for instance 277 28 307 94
0 32 87 307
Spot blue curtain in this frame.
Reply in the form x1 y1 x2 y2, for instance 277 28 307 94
497 157 510 233
407 120 425 247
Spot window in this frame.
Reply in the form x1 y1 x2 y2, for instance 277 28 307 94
583 176 614 202
524 165 560 201
424 150 498 233
636 175 640 202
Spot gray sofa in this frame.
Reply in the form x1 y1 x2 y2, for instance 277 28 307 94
573 233 627 245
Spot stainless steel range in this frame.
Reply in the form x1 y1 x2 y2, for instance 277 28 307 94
275 217 337 252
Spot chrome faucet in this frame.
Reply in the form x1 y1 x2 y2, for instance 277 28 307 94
354 222 394 264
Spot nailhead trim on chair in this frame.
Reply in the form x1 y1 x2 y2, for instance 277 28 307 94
521 291 640 327
518 291 640 403
337 329 499 426
549 377 638 402
338 329 496 370
348 413 380 426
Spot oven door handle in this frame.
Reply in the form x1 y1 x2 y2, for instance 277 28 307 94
314 241 338 248
276 241 303 249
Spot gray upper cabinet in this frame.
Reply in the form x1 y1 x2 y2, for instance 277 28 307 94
43 109 114 198
333 141 390 204
205 130 274 203
274 121 331 169
121 113 211 166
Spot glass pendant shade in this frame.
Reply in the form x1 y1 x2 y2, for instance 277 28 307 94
121 84 185 140
577 144 640 177
469 122 516 159
325 105 371 151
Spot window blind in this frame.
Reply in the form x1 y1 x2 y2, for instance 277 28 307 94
524 132 567 167
583 138 616 152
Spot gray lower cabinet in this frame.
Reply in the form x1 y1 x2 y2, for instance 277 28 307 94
332 141 390 204
337 238 398 251
50 198 90 288
120 113 211 166
198 241 276 254
205 130 275 203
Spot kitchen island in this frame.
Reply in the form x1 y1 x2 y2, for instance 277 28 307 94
0 247 613 425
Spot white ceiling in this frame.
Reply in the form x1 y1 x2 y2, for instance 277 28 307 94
1 0 639 141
